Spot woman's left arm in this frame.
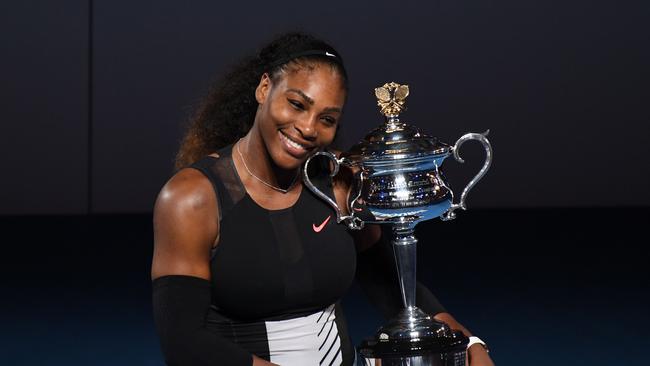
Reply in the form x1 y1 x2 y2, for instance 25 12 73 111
434 312 494 366
352 229 495 366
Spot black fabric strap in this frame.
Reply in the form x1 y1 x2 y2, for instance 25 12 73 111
189 157 228 221
189 145 248 259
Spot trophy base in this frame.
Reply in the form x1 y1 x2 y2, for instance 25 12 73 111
358 352 466 366
358 307 468 366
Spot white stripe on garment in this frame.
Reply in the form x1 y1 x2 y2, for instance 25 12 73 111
265 304 342 366
364 358 376 366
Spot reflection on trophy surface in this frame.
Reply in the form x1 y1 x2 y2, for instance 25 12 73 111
303 82 493 366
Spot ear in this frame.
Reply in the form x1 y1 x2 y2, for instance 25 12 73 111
255 73 272 104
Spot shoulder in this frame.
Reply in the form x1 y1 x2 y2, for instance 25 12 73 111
151 166 220 279
155 166 216 216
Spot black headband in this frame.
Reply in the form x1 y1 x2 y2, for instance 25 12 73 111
267 49 342 70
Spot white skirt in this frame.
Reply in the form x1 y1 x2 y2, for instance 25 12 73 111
265 304 343 366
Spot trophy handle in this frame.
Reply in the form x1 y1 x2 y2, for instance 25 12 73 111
441 130 493 221
302 151 364 230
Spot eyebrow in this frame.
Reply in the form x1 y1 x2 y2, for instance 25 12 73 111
286 88 342 114
287 89 314 105
322 106 343 114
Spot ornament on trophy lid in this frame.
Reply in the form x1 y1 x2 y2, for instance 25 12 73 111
375 82 409 116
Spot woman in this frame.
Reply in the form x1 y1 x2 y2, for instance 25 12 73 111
151 32 494 366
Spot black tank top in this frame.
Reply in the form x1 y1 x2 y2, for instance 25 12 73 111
189 145 357 321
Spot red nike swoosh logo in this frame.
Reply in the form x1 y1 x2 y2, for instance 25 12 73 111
312 215 331 233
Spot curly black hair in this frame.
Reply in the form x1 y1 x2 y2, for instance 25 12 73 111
174 32 348 170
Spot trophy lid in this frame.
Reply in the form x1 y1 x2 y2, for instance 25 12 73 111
342 82 451 162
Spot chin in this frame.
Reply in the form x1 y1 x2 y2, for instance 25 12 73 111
272 150 309 170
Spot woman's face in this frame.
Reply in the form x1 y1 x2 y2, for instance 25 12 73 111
254 62 346 170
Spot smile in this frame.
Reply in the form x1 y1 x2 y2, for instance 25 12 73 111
278 131 314 157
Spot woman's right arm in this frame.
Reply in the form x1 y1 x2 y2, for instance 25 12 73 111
151 168 277 366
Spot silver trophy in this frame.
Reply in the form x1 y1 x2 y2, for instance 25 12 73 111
303 82 493 366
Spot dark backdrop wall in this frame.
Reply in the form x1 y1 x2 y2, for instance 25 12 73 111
2 2 649 366
2 0 649 215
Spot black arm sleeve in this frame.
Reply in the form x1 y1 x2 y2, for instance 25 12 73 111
152 275 253 366
355 234 447 319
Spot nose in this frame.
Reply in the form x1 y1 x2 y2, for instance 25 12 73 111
294 116 318 141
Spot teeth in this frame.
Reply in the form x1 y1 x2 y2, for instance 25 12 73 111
281 133 307 150
287 138 304 149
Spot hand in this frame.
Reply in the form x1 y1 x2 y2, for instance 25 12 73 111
467 344 494 366
252 355 280 366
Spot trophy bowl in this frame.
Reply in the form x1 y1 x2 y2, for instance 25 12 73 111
303 82 493 366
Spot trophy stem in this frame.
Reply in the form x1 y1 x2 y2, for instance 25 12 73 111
391 225 417 309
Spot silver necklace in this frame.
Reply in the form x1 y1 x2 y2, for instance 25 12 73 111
236 139 299 194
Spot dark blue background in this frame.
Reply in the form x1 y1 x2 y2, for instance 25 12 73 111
2 209 648 365
1 1 649 365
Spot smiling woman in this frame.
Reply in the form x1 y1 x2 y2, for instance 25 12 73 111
150 32 493 366
251 61 345 169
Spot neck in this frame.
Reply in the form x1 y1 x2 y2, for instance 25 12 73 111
237 131 300 191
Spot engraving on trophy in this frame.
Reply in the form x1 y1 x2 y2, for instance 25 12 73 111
364 170 450 209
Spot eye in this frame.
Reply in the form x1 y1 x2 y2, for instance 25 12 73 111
288 99 304 110
321 116 337 126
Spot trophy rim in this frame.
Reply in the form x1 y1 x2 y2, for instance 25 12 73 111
341 148 452 165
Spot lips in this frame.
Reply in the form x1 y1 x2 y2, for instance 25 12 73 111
278 131 315 158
